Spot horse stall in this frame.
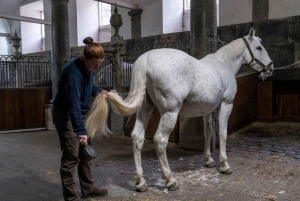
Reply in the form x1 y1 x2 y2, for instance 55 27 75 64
0 88 52 131
0 55 52 131
258 69 300 123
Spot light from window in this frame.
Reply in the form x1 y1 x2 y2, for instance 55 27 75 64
40 11 45 39
184 0 190 10
99 3 111 26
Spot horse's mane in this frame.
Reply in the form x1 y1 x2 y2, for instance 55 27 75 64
254 36 262 42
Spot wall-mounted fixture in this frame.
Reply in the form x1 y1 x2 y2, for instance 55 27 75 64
6 30 22 58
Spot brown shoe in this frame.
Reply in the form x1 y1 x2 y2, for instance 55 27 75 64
82 187 108 199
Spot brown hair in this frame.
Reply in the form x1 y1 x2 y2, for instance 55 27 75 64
82 37 105 60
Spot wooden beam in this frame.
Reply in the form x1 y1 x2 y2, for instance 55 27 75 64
95 0 138 10
0 13 51 25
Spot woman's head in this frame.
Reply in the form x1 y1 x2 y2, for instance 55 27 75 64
82 37 104 72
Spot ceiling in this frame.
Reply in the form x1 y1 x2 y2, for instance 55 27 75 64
0 0 41 15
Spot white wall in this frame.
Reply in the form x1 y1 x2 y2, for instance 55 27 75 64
99 25 111 43
20 1 44 54
269 0 300 19
76 0 99 46
118 7 131 40
140 0 163 37
43 0 51 51
0 19 10 55
69 0 78 48
183 10 190 31
162 0 183 34
219 0 252 26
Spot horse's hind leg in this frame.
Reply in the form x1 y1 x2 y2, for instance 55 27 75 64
203 114 216 168
131 97 154 192
218 101 233 175
154 111 179 191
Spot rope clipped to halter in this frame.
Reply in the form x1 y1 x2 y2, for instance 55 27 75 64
275 60 300 69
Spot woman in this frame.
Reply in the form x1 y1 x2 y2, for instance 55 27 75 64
52 37 108 201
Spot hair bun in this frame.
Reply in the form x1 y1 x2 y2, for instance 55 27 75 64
83 37 94 44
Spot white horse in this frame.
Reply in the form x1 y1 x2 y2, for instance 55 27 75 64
85 28 273 191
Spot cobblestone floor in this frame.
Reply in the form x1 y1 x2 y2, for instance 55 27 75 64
0 122 300 201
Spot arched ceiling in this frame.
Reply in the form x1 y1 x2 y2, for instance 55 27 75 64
0 0 39 15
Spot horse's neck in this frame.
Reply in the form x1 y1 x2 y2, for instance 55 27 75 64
214 38 246 75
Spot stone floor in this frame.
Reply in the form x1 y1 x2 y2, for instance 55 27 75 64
0 122 300 201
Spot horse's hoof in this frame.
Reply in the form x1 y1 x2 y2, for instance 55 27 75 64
205 161 216 168
167 180 179 191
221 167 232 175
135 183 148 192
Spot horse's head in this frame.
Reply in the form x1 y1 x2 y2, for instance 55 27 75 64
243 28 274 81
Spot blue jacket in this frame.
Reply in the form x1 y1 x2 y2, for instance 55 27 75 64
53 58 102 135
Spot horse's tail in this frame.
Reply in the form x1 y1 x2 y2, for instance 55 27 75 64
85 92 110 139
85 53 148 139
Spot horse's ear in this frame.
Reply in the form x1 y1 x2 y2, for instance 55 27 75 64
248 27 256 40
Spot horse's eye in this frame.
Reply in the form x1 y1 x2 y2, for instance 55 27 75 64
256 46 262 50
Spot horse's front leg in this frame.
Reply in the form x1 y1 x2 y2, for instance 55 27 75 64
218 101 233 175
131 98 154 192
154 111 179 191
203 114 216 168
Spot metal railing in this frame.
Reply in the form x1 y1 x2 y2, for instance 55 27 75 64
0 55 51 88
122 41 184 87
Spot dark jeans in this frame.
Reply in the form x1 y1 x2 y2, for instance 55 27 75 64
52 107 95 201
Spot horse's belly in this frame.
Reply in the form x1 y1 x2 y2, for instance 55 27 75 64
179 100 219 117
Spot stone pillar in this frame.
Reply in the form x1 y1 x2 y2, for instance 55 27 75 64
110 4 125 135
180 0 217 151
128 9 143 39
190 0 217 59
252 0 269 22
46 0 70 131
110 5 124 93
51 0 71 99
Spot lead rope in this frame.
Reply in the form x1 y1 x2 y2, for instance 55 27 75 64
274 60 300 69
210 32 300 70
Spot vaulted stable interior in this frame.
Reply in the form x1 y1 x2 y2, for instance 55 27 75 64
0 0 299 150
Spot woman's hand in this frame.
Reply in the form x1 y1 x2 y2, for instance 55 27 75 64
102 90 108 98
78 135 88 145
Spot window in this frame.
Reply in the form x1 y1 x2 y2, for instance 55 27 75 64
99 2 111 26
184 0 190 10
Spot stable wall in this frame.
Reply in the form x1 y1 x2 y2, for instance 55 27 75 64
20 2 44 54
269 0 300 19
118 7 131 40
140 0 163 37
219 0 252 26
219 0 300 26
76 0 99 46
